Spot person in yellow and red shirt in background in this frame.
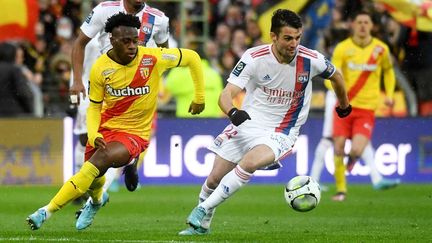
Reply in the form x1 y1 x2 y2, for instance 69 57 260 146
26 12 205 230
332 10 400 202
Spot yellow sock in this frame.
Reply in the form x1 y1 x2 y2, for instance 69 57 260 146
334 155 347 193
88 175 106 204
136 150 147 169
47 162 99 212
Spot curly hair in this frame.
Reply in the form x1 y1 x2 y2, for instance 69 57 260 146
104 12 141 33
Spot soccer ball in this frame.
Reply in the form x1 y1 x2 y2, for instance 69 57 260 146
284 175 321 212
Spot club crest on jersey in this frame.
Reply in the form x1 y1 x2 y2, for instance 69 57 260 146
297 72 309 83
140 67 150 79
232 61 246 77
141 23 153 35
372 46 384 59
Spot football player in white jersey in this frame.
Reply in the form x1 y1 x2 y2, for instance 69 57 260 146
70 0 170 195
179 9 352 235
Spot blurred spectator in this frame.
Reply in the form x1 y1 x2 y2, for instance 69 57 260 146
204 40 223 74
23 34 49 75
215 23 232 56
230 28 248 60
246 19 264 46
399 28 432 116
43 54 72 117
219 50 237 85
15 44 44 117
224 4 245 30
323 7 350 56
38 0 57 44
0 42 33 117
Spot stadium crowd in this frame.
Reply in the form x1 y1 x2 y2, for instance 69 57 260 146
0 0 431 118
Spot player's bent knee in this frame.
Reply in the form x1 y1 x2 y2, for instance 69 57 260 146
206 176 220 189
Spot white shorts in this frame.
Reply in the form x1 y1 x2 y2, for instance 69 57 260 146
73 97 89 135
322 90 337 138
208 121 296 164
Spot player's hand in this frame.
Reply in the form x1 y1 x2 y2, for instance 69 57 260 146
94 137 107 150
384 97 394 107
188 102 205 115
335 104 352 118
69 81 86 105
228 108 251 126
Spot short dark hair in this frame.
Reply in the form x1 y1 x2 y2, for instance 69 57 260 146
351 10 374 23
271 9 302 35
104 12 141 33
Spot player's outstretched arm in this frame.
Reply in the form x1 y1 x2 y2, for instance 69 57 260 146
71 30 92 104
382 52 396 107
177 48 205 115
329 69 351 118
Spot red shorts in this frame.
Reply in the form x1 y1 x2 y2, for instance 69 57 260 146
333 107 375 139
85 129 149 162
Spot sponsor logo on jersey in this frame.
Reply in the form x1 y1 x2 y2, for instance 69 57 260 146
263 74 272 81
162 53 177 61
105 84 150 97
297 72 309 83
102 68 116 77
263 87 304 98
232 61 246 76
347 62 377 71
85 11 94 24
141 58 153 66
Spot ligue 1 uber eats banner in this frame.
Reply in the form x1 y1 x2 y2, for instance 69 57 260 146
135 117 432 184
0 117 431 185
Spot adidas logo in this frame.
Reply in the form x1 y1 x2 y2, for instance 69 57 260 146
223 185 230 194
263 74 271 81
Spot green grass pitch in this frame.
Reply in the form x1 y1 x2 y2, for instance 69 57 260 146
1 184 431 242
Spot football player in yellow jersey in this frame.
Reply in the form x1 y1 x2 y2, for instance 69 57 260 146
331 11 399 201
26 12 205 230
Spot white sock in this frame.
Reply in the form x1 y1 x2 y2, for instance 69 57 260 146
310 138 333 182
361 143 382 185
74 142 86 173
102 168 119 192
199 180 215 229
200 165 252 212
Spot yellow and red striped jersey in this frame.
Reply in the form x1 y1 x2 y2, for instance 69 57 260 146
332 37 396 110
87 46 204 145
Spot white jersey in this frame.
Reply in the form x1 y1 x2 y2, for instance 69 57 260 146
227 44 335 137
81 0 169 53
69 36 101 91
